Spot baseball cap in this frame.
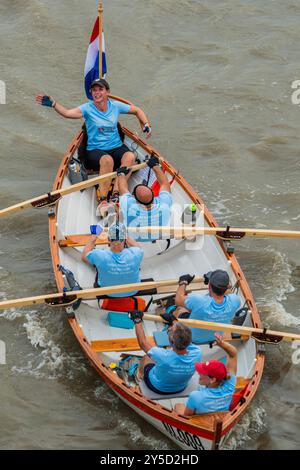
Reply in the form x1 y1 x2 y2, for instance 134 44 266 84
108 223 127 242
90 78 110 90
205 270 229 289
195 360 227 381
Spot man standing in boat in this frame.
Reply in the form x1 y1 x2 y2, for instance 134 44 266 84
36 78 152 216
174 333 237 416
116 155 173 242
172 271 241 344
81 222 144 298
129 311 202 395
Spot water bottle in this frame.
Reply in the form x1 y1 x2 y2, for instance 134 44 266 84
68 157 88 185
181 203 197 241
181 203 197 225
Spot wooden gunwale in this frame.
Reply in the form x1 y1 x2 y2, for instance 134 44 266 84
48 107 265 447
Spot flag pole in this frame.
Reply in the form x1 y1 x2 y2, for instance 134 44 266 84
98 1 103 78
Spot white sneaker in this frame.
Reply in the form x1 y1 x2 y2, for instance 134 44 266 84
96 199 109 218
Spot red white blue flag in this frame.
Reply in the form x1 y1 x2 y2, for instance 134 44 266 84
84 17 107 99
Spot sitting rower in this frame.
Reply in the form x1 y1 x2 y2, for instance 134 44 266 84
175 334 237 416
129 310 202 394
81 222 143 297
173 271 241 345
116 155 173 242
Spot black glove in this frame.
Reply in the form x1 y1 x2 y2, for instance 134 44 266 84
143 122 152 135
203 271 212 285
178 274 195 286
117 166 130 177
146 155 159 169
41 95 56 107
160 312 177 327
129 310 144 324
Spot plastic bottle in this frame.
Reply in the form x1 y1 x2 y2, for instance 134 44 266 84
181 203 197 225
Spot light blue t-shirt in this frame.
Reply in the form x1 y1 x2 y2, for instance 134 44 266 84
79 99 130 151
185 293 241 344
120 191 173 242
86 247 143 297
147 344 202 393
186 374 237 414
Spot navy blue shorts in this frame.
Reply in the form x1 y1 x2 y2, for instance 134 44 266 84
85 144 131 171
143 363 184 395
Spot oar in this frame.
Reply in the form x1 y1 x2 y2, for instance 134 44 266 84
0 277 204 310
140 314 300 344
0 162 147 218
127 226 300 240
58 225 300 248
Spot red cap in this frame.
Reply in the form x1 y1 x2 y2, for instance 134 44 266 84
195 360 227 381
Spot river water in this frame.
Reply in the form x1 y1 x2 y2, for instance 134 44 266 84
0 0 300 450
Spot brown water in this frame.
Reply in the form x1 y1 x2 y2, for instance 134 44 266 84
0 0 300 450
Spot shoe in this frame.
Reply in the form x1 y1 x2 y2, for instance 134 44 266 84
96 199 109 218
110 191 119 204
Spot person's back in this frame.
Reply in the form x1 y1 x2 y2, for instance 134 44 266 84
186 371 236 413
120 191 172 241
175 270 241 344
148 342 202 393
117 156 173 242
88 246 143 297
174 334 237 416
186 292 240 343
81 222 143 297
128 316 202 395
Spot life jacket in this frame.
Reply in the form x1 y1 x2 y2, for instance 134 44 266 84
101 296 146 312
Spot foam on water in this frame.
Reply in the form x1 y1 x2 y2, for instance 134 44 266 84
11 311 88 380
257 248 300 327
223 404 267 450
116 417 172 450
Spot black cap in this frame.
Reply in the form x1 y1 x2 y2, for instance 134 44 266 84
205 270 229 289
90 78 110 90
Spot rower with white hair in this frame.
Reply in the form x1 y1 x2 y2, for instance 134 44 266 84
81 222 143 297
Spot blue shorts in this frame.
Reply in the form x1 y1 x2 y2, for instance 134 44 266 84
143 364 184 395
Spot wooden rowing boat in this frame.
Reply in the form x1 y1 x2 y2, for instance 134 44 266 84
48 120 264 450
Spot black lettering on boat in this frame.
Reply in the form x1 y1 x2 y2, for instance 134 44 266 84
162 423 205 450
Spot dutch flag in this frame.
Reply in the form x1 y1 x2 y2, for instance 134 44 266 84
84 17 107 100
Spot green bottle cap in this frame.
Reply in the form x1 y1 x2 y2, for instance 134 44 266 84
190 203 197 212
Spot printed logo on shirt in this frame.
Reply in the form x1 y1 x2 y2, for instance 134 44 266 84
98 126 115 134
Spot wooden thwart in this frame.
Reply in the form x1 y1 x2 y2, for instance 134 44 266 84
91 336 154 352
91 333 247 353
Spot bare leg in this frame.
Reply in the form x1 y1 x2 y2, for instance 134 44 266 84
137 355 154 380
113 151 135 194
99 154 114 198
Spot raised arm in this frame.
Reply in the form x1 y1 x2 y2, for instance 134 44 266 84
127 105 152 139
214 333 237 375
129 312 153 353
146 155 170 193
175 274 195 307
81 235 98 264
36 95 83 119
116 167 130 196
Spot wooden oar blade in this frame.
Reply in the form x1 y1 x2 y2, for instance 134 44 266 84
0 162 147 218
